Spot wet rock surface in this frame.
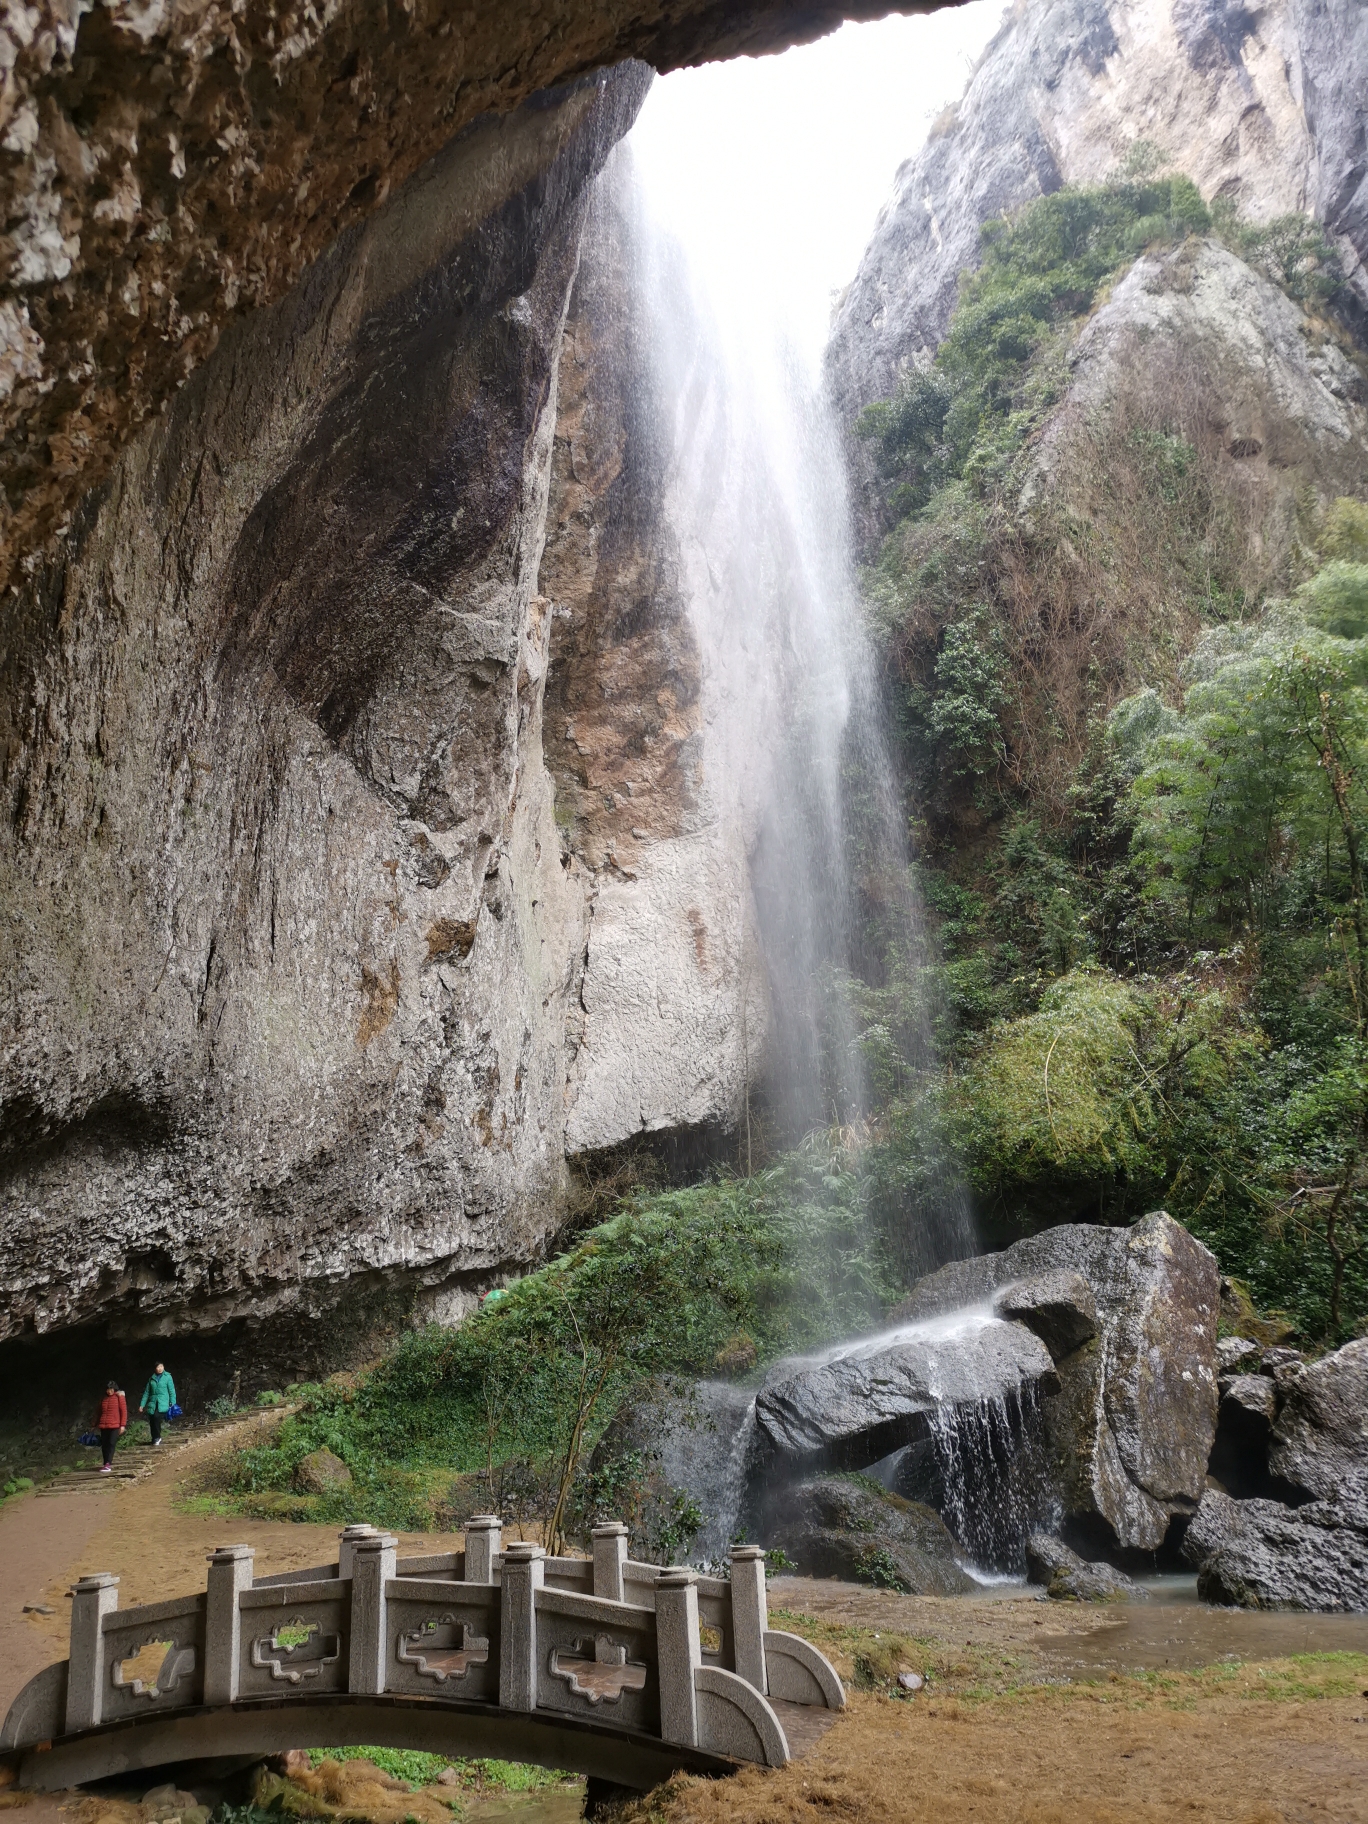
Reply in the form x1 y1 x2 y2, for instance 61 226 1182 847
754 1315 1057 1475
764 1475 974 1597
0 70 649 1356
993 1271 1098 1362
892 1213 1220 1551
1267 1338 1368 1501
1183 1485 1368 1612
1025 1533 1142 1603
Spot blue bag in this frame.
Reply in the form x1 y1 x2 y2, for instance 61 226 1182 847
78 1430 100 1447
168 1403 182 1420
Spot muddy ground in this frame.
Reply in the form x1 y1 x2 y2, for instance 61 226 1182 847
1 1423 1365 1824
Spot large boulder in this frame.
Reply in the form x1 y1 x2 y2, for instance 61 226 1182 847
754 1313 1057 1474
1182 1486 1368 1612
764 1476 974 1596
993 1272 1097 1361
892 1213 1220 1551
1268 1339 1368 1500
1025 1533 1143 1603
594 1381 758 1565
295 1448 352 1496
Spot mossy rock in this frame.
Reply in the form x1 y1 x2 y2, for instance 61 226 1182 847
763 1475 974 1595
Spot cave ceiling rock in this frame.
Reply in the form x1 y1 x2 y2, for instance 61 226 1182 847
0 0 952 592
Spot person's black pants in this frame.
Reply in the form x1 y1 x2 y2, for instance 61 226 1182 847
147 1409 163 1444
99 1428 118 1467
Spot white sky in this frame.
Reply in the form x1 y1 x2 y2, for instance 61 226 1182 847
627 1 1008 369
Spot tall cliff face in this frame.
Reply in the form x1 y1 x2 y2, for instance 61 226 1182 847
0 68 650 1359
828 0 1368 491
539 168 766 1159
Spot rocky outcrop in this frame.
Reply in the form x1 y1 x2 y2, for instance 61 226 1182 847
0 70 650 1352
1182 1485 1368 1611
1046 238 1368 500
0 0 914 594
1268 1337 1368 1500
1026 1533 1142 1602
764 1475 974 1596
827 0 1368 494
993 1271 1098 1361
538 170 766 1154
894 1213 1221 1550
754 1313 1057 1475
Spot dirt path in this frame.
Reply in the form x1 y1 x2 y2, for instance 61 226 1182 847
0 1414 451 1718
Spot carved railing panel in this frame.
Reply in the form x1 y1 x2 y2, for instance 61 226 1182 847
100 1596 205 1721
237 1585 348 1696
386 1580 500 1703
534 1589 659 1734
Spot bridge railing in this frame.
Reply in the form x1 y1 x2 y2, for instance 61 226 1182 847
2 1516 843 1776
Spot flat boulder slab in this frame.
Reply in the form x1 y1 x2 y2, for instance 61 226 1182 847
754 1311 1056 1475
1268 1338 1368 1500
766 1475 974 1596
295 1447 352 1495
1182 1485 1368 1611
891 1212 1220 1551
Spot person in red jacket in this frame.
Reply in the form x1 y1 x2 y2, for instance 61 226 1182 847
95 1381 127 1473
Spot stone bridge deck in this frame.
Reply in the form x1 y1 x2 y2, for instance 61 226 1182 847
0 1519 843 1792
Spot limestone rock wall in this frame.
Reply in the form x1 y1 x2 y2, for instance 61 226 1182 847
538 163 766 1159
0 68 647 1349
827 0 1368 537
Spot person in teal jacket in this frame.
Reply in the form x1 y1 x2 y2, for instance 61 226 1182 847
139 1362 176 1448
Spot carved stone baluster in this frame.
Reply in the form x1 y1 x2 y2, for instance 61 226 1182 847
349 1533 397 1694
728 1545 768 1694
65 1574 118 1733
591 1521 628 1603
338 1524 377 1579
498 1542 543 1712
464 1514 501 1584
654 1568 701 1749
204 1544 255 1705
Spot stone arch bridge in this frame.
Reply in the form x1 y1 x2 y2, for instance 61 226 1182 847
1 1519 843 1793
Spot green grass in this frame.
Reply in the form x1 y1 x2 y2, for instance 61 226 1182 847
304 1748 572 1793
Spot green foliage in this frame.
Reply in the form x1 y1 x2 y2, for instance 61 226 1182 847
927 610 1012 774
302 1748 567 1794
1227 211 1345 305
222 1147 908 1538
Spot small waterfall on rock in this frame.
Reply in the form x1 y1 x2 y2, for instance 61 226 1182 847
923 1385 1057 1577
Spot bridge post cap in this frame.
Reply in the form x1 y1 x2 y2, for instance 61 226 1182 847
465 1514 502 1531
729 1544 766 1562
502 1541 545 1562
73 1573 118 1590
208 1543 255 1561
340 1523 378 1538
355 1532 399 1552
656 1567 697 1588
591 1520 629 1537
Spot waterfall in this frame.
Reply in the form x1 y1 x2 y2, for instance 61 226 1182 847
880 1382 1059 1578
616 124 963 1168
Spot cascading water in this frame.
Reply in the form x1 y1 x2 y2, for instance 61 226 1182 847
617 119 971 1192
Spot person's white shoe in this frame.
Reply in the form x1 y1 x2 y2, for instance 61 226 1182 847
154 1437 162 1447
100 1465 112 1475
